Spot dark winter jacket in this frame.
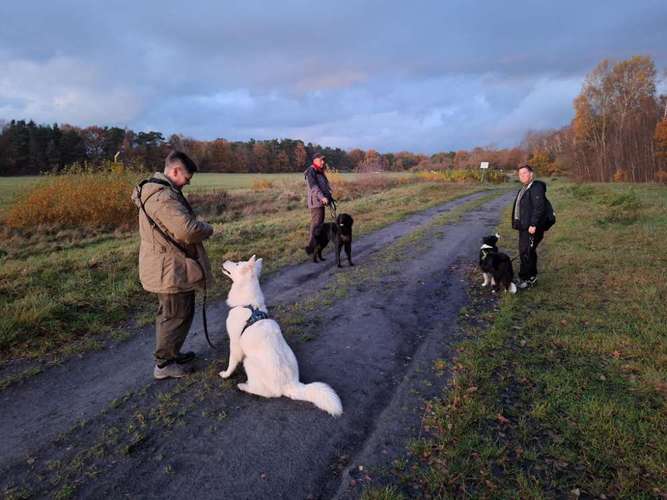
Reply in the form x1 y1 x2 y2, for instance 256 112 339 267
511 180 547 231
304 165 333 209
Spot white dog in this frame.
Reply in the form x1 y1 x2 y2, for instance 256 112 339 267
219 256 343 417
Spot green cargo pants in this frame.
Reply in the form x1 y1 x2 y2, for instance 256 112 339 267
155 291 195 364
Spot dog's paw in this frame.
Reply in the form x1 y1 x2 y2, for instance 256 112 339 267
481 282 488 287
349 262 354 266
219 370 231 379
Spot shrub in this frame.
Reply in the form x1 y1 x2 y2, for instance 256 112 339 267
568 184 596 199
612 169 629 182
416 169 505 184
4 170 140 231
251 178 274 191
186 190 230 218
597 190 643 225
329 173 408 201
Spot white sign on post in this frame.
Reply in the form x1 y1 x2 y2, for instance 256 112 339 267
480 161 489 169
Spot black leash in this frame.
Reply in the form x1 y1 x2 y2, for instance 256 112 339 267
328 198 338 221
509 235 534 262
200 278 214 349
137 179 217 349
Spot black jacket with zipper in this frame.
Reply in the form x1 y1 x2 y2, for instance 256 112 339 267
511 180 547 231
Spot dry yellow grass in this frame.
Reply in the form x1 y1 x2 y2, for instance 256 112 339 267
4 172 139 231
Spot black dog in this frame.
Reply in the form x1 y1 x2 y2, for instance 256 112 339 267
479 234 517 293
305 213 354 267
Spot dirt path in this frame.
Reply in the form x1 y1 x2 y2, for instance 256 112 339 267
1 190 514 499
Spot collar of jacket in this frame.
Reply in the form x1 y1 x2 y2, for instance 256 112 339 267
152 171 180 192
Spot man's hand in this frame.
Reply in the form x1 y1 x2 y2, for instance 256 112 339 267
528 225 536 235
321 197 329 205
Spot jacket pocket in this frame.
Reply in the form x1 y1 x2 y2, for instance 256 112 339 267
308 187 322 208
162 255 204 288
139 247 164 290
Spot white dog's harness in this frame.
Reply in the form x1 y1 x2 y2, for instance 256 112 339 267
238 305 270 335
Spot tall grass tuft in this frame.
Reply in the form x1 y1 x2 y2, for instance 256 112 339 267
4 168 141 231
416 169 506 183
328 173 411 201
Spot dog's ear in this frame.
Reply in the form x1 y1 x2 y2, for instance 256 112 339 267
249 254 256 264
254 258 263 277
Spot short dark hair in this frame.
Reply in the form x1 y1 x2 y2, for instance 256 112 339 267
165 150 198 174
518 163 534 173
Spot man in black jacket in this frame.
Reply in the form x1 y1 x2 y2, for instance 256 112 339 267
511 164 547 289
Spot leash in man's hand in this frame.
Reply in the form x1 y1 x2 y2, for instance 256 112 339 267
327 198 337 220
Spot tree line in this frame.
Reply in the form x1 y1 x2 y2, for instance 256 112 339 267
521 55 667 182
0 120 528 177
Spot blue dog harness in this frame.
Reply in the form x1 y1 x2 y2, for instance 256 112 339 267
239 305 270 335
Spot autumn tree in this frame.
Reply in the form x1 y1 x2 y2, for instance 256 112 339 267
571 56 661 181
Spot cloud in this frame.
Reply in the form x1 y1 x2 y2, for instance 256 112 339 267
0 56 142 126
1 0 666 151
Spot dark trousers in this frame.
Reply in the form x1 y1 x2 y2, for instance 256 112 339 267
518 229 544 280
155 291 195 364
308 207 325 245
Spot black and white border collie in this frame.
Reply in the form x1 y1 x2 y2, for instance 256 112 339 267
479 233 517 294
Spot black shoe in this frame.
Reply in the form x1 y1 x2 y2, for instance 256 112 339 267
174 351 196 364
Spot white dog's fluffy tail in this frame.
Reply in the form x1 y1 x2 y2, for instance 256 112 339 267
509 282 517 294
285 382 343 417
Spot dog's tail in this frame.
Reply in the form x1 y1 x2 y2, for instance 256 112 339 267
285 382 343 417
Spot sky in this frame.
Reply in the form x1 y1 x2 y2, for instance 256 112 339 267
1 0 666 153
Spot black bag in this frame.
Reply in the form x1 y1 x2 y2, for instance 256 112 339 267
542 197 556 231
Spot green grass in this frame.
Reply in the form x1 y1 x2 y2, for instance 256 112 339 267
0 172 414 207
395 181 667 498
190 172 303 191
0 178 491 367
0 176 41 211
0 184 502 499
190 171 413 192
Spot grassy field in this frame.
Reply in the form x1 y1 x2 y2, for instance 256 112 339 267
0 176 41 210
0 173 496 371
0 172 413 209
373 181 667 498
0 173 299 209
190 172 413 191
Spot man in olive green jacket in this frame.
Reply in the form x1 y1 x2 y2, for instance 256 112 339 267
131 151 214 379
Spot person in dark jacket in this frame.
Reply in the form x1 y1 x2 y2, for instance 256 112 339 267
304 153 334 250
511 164 547 289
